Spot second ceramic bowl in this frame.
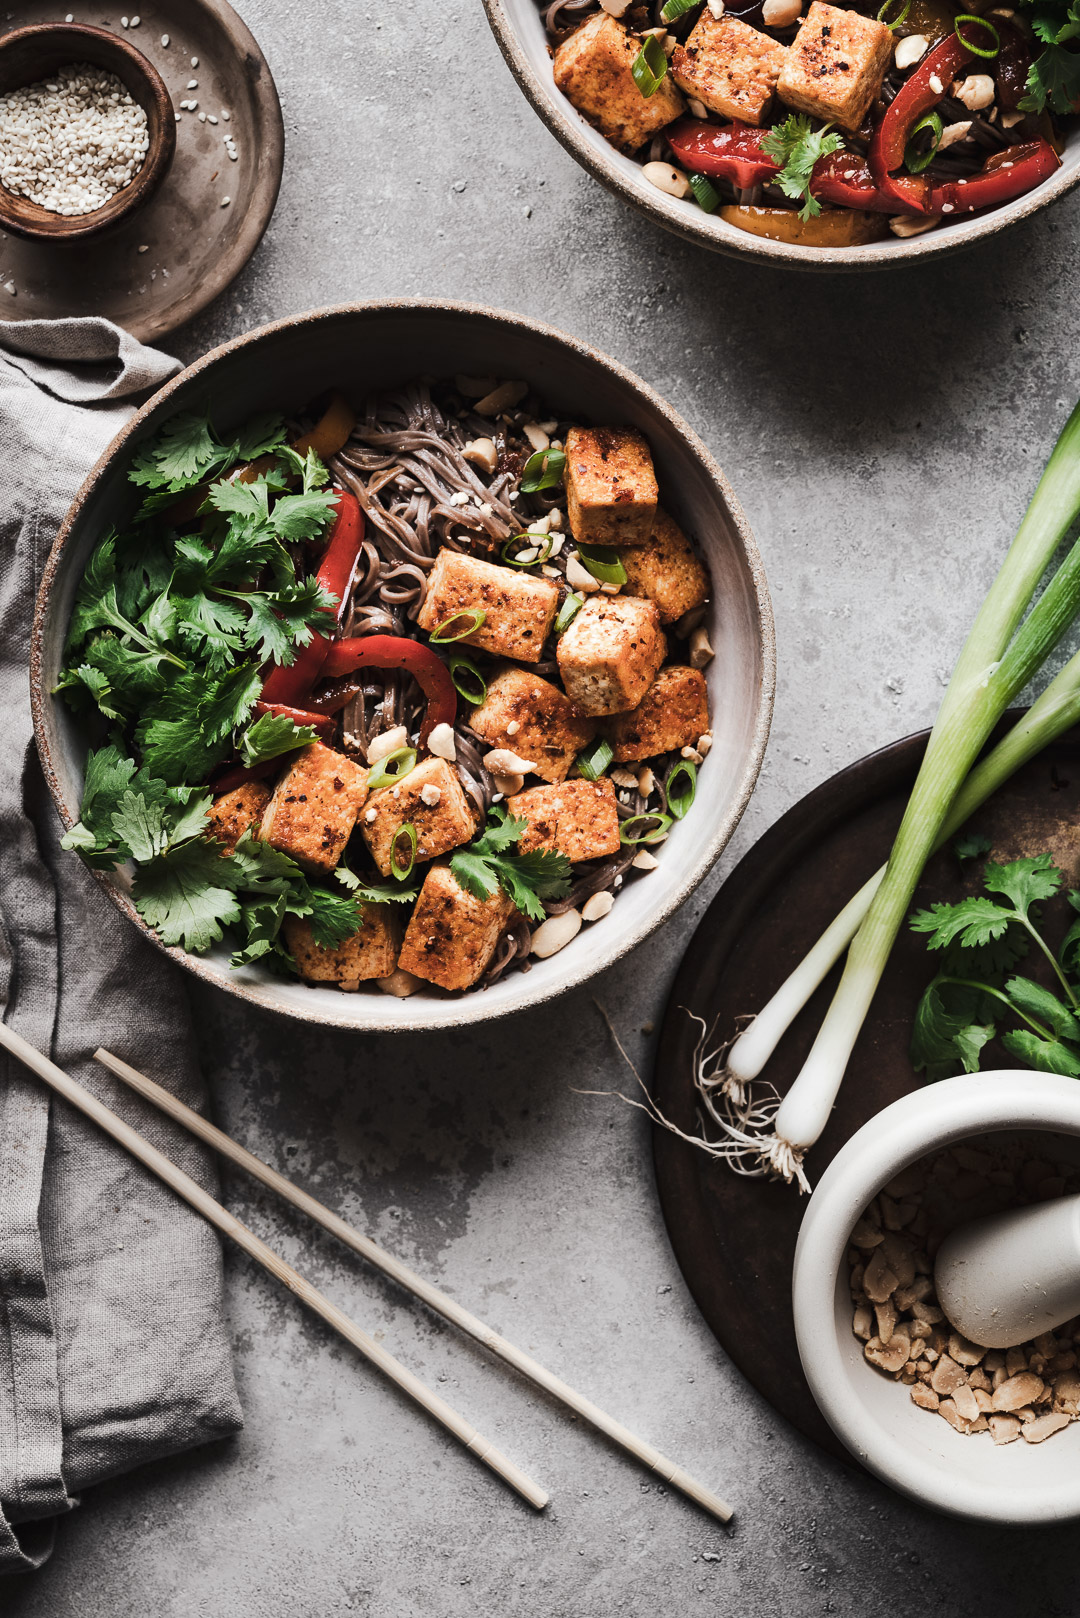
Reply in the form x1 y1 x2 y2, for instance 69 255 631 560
31 299 774 1034
484 0 1080 270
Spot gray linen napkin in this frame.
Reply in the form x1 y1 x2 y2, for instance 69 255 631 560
0 318 242 1574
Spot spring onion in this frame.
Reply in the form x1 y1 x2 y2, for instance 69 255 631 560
576 544 627 587
520 447 566 494
502 530 553 568
367 746 417 792
429 608 486 644
688 172 722 213
707 398 1080 1191
576 737 614 782
554 592 584 634
631 35 669 98
954 13 1000 56
389 821 418 881
877 0 911 27
660 0 700 19
904 111 943 174
620 811 672 846
666 758 697 820
448 651 487 705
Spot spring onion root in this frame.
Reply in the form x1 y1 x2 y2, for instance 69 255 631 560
702 400 1080 1189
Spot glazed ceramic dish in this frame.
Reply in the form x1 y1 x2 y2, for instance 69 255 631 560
483 0 1080 270
31 300 774 1033
793 1072 1080 1523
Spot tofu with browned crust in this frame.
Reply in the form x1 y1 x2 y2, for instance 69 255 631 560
620 510 709 626
398 863 516 992
557 595 666 716
283 905 401 988
207 780 271 854
469 667 597 784
507 777 621 864
604 666 710 762
261 744 369 875
672 14 786 126
553 13 686 155
778 2 892 131
416 549 559 664
564 426 659 548
361 756 477 877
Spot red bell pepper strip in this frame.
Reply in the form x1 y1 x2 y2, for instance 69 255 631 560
252 700 335 742
210 759 279 796
259 489 364 706
992 21 1031 113
809 151 926 214
321 635 458 748
929 138 1060 215
665 118 781 190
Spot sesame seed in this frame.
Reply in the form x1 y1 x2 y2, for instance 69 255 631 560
161 33 170 46
187 79 198 89
130 14 140 25
198 111 205 121
4 282 15 296
221 108 230 120
208 114 217 123
121 16 129 27
220 195 230 206
137 242 148 251
65 11 73 18
191 56 199 67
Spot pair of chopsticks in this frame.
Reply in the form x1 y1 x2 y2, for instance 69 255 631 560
0 1022 733 1522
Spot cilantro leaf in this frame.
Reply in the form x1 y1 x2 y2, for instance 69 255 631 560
953 830 993 866
270 487 339 544
1001 1027 1080 1076
335 866 420 904
136 663 262 784
303 885 368 950
243 577 336 665
133 840 243 953
450 808 571 923
238 712 319 768
129 411 223 488
1003 974 1080 1040
910 977 997 1082
760 114 844 221
909 895 1018 951
982 852 1063 917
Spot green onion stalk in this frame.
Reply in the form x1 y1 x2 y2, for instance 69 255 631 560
703 401 1080 1191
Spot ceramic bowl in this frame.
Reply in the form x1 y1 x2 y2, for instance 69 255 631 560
483 0 1080 271
793 1070 1080 1524
0 22 175 242
30 299 774 1033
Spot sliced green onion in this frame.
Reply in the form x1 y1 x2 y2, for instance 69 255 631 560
660 0 700 19
631 34 669 98
575 737 614 782
619 811 673 846
688 172 722 213
877 0 911 28
576 544 627 586
955 13 1000 56
665 758 697 820
520 447 566 494
449 651 487 705
367 746 418 792
389 821 418 881
501 530 553 568
554 592 584 634
429 608 486 644
904 110 943 174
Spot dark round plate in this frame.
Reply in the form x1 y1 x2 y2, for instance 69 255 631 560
651 716 1080 1460
0 0 282 341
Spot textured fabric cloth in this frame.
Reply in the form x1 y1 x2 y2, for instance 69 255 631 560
0 318 243 1574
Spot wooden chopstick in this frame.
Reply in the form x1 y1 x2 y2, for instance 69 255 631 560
96 1045 735 1525
0 1023 547 1511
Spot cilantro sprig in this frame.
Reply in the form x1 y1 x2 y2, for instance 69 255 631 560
760 114 844 221
1018 0 1080 112
450 807 571 922
909 847 1080 1080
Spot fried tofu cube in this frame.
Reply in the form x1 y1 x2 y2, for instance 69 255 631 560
778 1 892 132
416 549 559 664
207 781 271 854
553 13 686 155
469 666 597 784
260 744 369 875
672 14 786 126
564 426 659 548
283 905 401 988
557 595 666 716
604 666 710 762
620 509 709 626
398 862 516 992
507 777 622 864
361 756 477 878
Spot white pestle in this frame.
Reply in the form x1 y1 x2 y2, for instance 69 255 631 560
934 1193 1080 1350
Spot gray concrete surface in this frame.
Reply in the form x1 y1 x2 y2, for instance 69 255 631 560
8 0 1080 1611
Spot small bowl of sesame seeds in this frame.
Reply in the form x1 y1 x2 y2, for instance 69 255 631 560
0 21 174 242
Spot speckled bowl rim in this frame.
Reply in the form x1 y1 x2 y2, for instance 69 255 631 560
30 297 775 1033
482 0 1080 271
